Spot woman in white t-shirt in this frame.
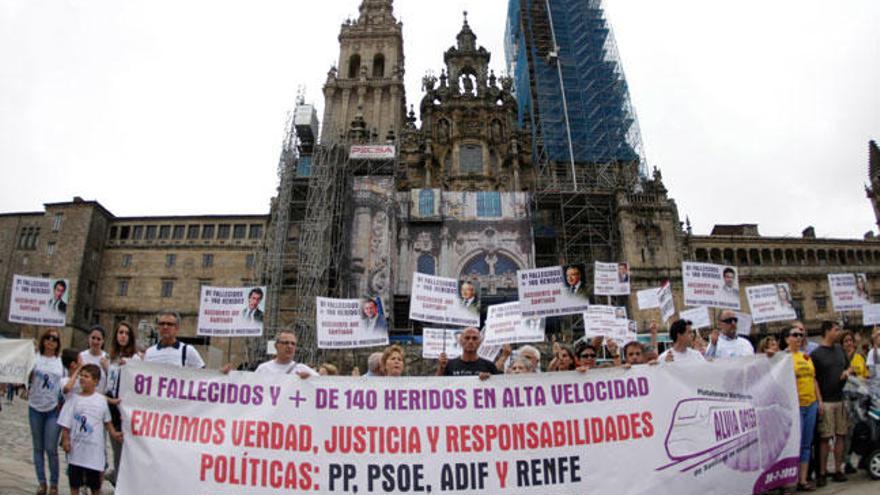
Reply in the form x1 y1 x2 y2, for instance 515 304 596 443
78 325 109 392
27 329 65 495
104 321 141 486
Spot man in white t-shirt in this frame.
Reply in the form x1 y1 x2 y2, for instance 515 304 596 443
659 319 706 365
144 311 205 368
705 310 755 359
255 331 317 378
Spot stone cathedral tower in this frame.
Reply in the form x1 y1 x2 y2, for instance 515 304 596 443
320 0 407 144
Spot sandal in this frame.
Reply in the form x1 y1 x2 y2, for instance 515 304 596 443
796 481 816 492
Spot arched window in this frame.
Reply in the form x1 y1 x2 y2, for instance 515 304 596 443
417 254 435 275
461 253 519 278
418 189 435 216
348 54 361 78
372 54 385 78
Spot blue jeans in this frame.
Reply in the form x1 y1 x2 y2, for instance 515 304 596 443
799 401 818 463
28 406 60 486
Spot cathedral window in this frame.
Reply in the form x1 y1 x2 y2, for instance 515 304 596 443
460 144 483 174
372 54 385 78
476 192 502 218
348 54 361 78
417 254 436 275
418 189 435 216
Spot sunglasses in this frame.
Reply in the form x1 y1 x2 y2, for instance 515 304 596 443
579 353 597 359
789 333 804 338
721 317 738 324
44 335 60 342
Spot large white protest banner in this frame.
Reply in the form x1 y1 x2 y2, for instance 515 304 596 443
482 302 545 346
828 273 870 312
682 262 741 310
517 265 590 318
422 328 464 359
593 262 631 296
746 284 798 324
679 307 711 330
658 281 676 323
409 273 480 327
637 287 661 310
317 297 389 349
582 305 629 344
7 275 68 327
117 357 800 495
862 304 880 326
0 339 35 385
197 286 266 337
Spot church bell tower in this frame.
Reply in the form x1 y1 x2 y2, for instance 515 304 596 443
320 0 407 144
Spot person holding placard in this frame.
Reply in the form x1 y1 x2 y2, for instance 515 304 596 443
659 319 706 365
255 331 317 378
706 310 754 359
436 327 498 379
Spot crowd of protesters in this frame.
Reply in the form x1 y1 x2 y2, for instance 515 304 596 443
8 308 880 494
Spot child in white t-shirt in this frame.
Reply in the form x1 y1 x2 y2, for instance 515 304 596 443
58 364 122 494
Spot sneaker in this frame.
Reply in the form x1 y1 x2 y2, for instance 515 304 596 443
831 472 847 482
844 462 856 474
816 475 827 487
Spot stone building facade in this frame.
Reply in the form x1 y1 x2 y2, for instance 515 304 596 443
0 197 266 366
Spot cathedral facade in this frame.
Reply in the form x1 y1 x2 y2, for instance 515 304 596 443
1 1 878 362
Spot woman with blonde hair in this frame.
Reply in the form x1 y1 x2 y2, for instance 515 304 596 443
381 345 406 377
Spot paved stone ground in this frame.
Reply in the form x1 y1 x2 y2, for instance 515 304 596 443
0 398 114 494
0 396 877 494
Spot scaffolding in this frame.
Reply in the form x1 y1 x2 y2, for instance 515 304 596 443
506 0 647 272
